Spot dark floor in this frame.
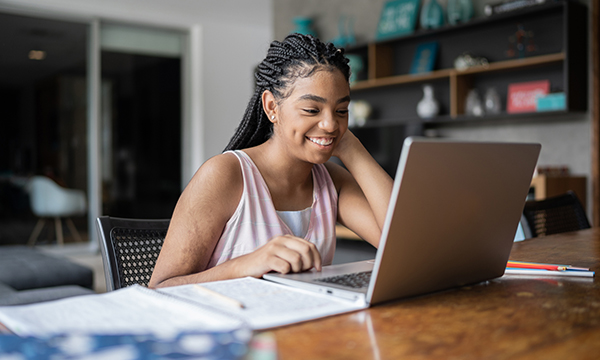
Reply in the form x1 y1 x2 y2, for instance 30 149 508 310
0 218 88 246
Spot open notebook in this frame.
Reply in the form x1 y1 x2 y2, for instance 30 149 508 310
264 137 541 306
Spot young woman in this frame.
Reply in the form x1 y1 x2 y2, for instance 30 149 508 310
149 33 393 288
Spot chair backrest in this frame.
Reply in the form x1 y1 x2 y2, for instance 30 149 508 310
522 191 590 238
27 176 87 217
96 216 170 291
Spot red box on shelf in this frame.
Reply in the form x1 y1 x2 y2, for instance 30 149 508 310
507 80 550 114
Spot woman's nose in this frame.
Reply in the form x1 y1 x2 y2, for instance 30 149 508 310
319 111 338 132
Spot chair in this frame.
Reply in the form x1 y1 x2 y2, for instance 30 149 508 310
96 216 170 291
522 191 590 238
26 176 87 246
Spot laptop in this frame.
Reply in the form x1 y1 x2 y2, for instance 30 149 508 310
263 137 541 305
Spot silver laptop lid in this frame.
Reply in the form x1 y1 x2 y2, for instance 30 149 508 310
367 137 540 304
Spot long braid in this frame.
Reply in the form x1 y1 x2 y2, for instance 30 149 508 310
224 33 350 151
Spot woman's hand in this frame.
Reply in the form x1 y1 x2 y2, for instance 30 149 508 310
232 235 322 278
333 129 360 161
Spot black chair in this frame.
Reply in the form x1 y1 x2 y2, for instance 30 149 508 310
522 191 590 238
96 216 170 291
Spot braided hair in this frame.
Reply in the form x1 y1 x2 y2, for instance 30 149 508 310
224 33 351 151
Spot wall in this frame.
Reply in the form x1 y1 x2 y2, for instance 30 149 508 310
274 0 593 215
0 0 274 177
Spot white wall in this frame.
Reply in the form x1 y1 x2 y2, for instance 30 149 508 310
0 0 274 182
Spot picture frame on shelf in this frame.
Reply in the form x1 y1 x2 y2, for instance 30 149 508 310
376 0 420 40
410 41 439 74
507 80 550 113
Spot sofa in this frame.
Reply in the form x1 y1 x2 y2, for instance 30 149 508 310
0 246 95 306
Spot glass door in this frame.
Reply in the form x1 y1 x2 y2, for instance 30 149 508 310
0 13 185 246
0 12 89 245
99 24 183 219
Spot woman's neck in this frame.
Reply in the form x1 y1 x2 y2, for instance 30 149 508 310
244 141 314 211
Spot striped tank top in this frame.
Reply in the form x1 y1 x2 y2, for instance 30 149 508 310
207 150 338 268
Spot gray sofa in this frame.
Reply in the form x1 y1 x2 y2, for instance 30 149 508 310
0 246 95 306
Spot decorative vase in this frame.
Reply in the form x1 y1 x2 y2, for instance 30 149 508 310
420 0 445 30
484 87 501 114
447 0 474 25
417 85 440 119
346 54 363 85
292 17 317 37
465 89 484 117
349 100 372 127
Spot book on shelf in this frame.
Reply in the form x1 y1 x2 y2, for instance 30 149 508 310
507 80 550 114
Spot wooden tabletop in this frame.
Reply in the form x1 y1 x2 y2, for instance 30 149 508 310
269 228 600 360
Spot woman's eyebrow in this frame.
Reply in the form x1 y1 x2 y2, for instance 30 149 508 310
297 94 351 104
337 95 351 104
297 94 326 103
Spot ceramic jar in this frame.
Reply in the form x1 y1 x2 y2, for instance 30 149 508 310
417 84 440 119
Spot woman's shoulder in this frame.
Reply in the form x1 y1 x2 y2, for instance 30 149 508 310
188 152 243 195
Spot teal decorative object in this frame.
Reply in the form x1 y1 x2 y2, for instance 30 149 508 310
376 0 420 40
345 54 364 85
447 0 474 25
420 0 445 29
292 17 317 37
410 42 439 74
330 15 357 48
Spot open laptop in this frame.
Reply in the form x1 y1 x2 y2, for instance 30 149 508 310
263 137 541 305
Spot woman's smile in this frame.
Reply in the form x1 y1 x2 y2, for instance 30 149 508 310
307 136 335 147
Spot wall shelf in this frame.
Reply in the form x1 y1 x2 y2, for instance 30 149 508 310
344 0 588 176
351 52 565 91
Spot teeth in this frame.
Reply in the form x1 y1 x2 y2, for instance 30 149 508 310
308 137 334 146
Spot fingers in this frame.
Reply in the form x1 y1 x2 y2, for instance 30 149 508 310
267 235 322 274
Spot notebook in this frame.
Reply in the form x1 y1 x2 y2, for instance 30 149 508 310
264 137 541 305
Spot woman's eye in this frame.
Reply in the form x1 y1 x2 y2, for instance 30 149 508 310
337 109 349 115
302 109 319 114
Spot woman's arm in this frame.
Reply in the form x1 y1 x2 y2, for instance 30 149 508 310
148 153 321 288
327 131 394 247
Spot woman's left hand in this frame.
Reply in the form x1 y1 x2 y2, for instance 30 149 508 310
333 129 359 161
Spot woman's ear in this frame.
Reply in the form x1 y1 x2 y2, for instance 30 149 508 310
262 90 277 123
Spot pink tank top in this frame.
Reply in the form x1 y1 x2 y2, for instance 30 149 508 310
207 150 338 268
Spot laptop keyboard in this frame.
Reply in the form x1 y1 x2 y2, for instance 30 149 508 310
314 271 372 289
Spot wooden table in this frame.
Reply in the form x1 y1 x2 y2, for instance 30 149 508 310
269 228 600 359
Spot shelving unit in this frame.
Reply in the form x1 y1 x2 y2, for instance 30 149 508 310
345 0 587 176
352 52 566 117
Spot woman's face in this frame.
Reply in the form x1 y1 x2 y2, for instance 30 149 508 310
272 68 350 164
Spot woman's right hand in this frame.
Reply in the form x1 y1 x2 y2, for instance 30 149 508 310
232 235 322 278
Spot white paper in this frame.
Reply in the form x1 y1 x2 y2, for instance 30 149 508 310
0 285 243 337
158 277 368 330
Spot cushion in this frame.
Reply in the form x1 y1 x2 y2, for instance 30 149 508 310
0 282 16 296
0 285 95 306
0 246 94 290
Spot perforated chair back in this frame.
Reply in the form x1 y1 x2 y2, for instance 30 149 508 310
96 216 170 291
522 191 590 238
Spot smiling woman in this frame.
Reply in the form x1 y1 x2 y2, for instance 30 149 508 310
149 34 394 289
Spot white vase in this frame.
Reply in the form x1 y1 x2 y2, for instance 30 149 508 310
417 85 439 119
465 89 484 117
484 87 501 114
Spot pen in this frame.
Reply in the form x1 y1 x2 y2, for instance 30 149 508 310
193 284 245 309
507 261 567 271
